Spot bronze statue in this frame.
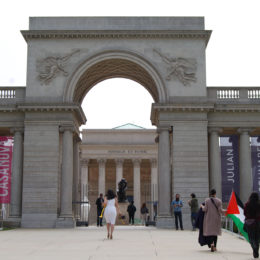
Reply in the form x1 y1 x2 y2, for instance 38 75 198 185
117 178 127 203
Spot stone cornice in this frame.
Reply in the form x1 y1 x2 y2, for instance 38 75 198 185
21 30 212 45
0 103 86 125
151 102 260 125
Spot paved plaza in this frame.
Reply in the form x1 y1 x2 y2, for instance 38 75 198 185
0 226 253 260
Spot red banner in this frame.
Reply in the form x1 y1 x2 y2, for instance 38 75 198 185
0 137 13 203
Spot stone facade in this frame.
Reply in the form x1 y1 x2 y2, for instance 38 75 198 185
81 126 158 224
0 17 259 228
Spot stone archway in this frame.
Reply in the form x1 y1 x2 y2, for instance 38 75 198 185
5 16 218 229
65 50 164 227
64 50 167 104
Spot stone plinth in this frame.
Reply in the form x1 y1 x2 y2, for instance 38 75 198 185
116 202 129 225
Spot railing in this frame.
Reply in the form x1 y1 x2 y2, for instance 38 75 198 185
0 89 16 99
221 216 244 240
0 87 25 103
207 87 260 102
248 89 260 99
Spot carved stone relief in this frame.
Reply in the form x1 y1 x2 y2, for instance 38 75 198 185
36 49 80 84
154 49 197 86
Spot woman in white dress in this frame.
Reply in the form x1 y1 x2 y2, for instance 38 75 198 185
103 189 121 239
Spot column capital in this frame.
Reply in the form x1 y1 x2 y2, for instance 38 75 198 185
115 158 124 166
157 126 171 134
208 127 223 134
237 128 255 135
10 127 24 134
132 159 141 167
81 159 89 167
59 125 75 133
150 158 157 168
97 158 106 166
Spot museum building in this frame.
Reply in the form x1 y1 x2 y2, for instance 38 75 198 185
0 16 260 228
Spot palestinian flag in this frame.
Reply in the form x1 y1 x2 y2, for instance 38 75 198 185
226 191 249 242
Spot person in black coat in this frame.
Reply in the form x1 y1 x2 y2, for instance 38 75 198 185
244 192 260 258
195 202 211 248
96 193 104 226
127 201 136 225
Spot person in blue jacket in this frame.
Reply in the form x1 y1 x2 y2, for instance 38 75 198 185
172 193 184 230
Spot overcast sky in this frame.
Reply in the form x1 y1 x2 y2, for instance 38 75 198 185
1 0 260 128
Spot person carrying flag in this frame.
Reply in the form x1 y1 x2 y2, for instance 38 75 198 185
201 189 226 252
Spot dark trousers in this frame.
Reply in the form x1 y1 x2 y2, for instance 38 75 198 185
174 211 183 230
129 214 134 224
97 209 103 226
191 212 198 229
248 226 260 257
207 236 218 247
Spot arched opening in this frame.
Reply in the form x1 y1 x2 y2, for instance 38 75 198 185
68 53 162 226
81 78 155 129
78 78 158 225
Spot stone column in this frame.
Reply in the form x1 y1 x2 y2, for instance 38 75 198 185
57 126 74 227
10 127 24 218
133 159 141 219
98 159 106 196
81 159 89 201
156 126 173 228
238 128 253 203
116 159 124 191
73 137 80 203
150 158 158 221
209 128 222 198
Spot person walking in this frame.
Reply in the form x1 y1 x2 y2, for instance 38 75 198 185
244 192 260 258
201 189 226 252
140 203 149 225
127 201 136 225
172 194 183 230
103 189 121 239
95 193 104 227
188 193 199 231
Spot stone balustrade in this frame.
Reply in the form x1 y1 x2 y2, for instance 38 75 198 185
207 87 260 102
0 87 25 102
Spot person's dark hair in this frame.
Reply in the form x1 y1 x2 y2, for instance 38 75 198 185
191 193 196 198
141 203 146 208
106 189 116 200
247 192 260 217
210 189 216 196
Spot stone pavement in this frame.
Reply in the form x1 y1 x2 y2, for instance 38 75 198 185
0 226 253 260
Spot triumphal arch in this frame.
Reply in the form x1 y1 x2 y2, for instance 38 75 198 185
0 17 260 228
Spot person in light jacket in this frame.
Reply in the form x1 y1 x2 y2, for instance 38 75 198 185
201 189 226 252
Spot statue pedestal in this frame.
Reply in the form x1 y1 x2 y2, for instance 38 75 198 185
116 202 129 225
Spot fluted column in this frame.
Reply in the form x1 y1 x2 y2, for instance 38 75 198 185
81 159 89 201
60 126 74 218
98 159 106 195
150 158 158 220
156 126 173 228
10 127 24 217
209 128 222 198
238 128 253 203
116 159 124 191
133 159 141 219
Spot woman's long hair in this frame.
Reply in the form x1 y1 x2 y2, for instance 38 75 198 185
247 192 260 217
106 189 116 200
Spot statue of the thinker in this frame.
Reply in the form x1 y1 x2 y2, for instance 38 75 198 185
117 178 127 203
